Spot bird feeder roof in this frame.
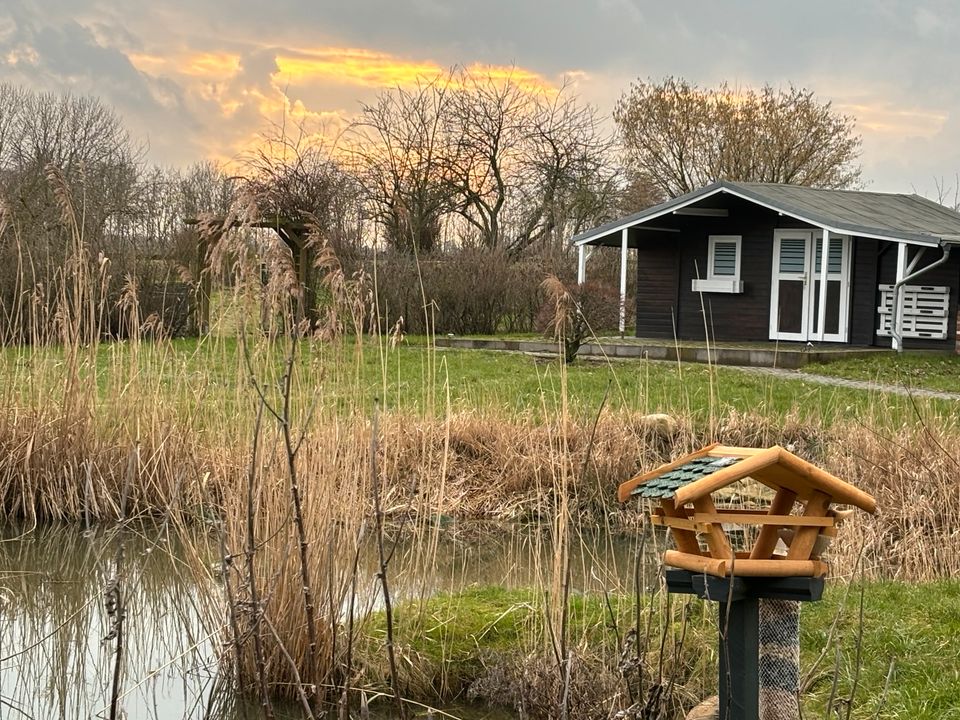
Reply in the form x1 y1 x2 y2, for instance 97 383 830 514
630 456 740 499
618 443 876 513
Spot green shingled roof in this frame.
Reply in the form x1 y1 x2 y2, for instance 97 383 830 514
631 456 741 499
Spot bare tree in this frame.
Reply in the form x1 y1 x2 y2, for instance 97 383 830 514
0 83 26 176
350 68 621 254
509 85 620 251
179 161 236 220
617 171 664 215
614 77 863 198
0 87 151 341
0 85 229 341
932 174 960 211
239 125 347 227
443 69 534 250
350 75 456 252
8 90 142 240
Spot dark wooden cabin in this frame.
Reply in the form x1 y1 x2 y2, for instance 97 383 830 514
573 182 960 352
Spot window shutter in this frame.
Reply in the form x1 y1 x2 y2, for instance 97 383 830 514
778 239 806 274
712 241 738 276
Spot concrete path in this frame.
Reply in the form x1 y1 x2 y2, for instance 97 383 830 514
736 366 960 401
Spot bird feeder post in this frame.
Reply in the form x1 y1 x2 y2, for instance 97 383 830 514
718 585 759 720
619 444 876 720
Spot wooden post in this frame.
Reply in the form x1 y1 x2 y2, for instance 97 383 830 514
619 227 629 336
282 228 312 325
816 229 830 341
719 595 760 720
195 231 214 336
577 244 586 285
893 242 908 351
297 233 310 322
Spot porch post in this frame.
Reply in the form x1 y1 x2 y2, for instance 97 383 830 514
816 229 830 342
577 244 586 285
893 242 908 351
619 227 629 336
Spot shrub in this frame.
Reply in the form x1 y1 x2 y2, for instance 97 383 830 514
536 278 620 362
367 247 555 336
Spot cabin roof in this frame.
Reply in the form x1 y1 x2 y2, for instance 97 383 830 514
572 180 960 249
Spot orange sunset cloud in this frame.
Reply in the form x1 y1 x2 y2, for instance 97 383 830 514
127 43 562 162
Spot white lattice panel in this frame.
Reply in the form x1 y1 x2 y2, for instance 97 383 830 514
877 284 950 339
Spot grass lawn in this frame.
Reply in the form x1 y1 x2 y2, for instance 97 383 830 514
808 351 960 393
2 336 956 430
369 581 960 719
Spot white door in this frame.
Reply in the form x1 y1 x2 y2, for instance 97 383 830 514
770 230 851 342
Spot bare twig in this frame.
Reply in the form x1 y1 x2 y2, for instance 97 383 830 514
244 399 274 718
370 399 406 719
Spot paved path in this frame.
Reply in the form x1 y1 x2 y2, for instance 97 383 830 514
737 366 960 401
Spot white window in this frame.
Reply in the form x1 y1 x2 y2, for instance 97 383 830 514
692 235 744 293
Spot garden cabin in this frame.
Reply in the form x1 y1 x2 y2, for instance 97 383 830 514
573 181 960 352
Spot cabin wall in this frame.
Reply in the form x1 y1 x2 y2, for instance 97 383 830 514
634 207 806 342
848 237 880 347
631 198 959 349
634 236 680 339
676 215 798 341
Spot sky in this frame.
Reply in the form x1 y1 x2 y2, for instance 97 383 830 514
1 0 959 197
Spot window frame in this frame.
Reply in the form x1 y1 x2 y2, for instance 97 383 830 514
707 235 742 282
692 235 744 293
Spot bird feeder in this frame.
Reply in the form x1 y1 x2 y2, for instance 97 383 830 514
619 442 876 720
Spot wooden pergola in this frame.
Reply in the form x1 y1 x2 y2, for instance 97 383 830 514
185 216 314 334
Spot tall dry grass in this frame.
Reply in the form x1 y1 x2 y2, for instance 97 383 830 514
2 165 960 717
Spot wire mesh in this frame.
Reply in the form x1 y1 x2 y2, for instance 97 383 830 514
759 598 800 720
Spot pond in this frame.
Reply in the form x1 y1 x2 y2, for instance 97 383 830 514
0 521 652 719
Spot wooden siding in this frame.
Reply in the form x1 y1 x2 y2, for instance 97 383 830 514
634 236 679 339
848 238 880 346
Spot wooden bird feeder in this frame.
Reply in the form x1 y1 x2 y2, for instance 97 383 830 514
618 442 877 578
620 443 876 720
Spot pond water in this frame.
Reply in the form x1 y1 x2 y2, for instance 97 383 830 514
0 521 652 719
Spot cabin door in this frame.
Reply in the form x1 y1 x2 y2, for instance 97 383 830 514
770 230 851 342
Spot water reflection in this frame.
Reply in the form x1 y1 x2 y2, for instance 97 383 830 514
0 522 218 719
0 521 651 719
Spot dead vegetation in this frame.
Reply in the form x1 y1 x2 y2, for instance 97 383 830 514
1 165 958 719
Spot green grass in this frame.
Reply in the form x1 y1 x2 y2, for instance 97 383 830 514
366 582 960 718
2 336 955 428
808 351 960 394
802 581 960 718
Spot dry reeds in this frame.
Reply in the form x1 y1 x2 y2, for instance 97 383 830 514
3 161 960 718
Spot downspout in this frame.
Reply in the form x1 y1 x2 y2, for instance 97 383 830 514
891 243 952 353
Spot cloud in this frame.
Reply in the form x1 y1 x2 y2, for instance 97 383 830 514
2 0 960 194
838 102 948 138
